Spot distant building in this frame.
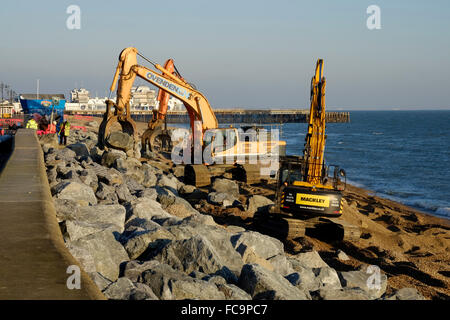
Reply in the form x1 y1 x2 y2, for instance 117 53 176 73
64 86 185 113
0 101 15 118
167 96 184 111
71 88 90 103
131 86 157 110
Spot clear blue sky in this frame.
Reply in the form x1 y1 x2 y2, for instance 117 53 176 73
1 0 449 110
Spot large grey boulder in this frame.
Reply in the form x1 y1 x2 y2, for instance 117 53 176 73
212 178 239 197
318 287 371 300
95 182 119 203
141 262 226 300
231 231 284 260
67 204 126 235
56 164 81 182
137 188 158 201
88 272 113 291
90 146 104 163
103 277 158 300
141 164 158 188
122 223 174 260
289 250 329 269
101 149 127 168
124 217 162 231
115 184 133 204
121 260 161 282
153 234 243 277
53 198 80 222
285 263 319 292
165 221 244 276
338 269 387 299
52 181 97 206
169 278 225 300
313 267 342 291
238 264 309 300
246 195 274 215
157 175 179 195
208 192 239 207
67 142 90 158
79 168 99 192
179 213 218 227
114 157 147 185
266 254 295 276
54 148 77 162
216 283 252 300
92 164 124 186
140 263 193 300
106 131 134 152
126 197 172 222
66 229 129 281
114 157 142 174
158 194 198 218
66 220 119 242
125 177 145 195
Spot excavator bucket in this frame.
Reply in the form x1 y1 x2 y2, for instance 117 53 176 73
141 115 172 153
141 59 178 154
98 100 137 152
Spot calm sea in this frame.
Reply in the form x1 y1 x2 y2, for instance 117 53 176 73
282 110 450 219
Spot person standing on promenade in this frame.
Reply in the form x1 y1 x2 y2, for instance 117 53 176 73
25 118 38 130
58 120 70 145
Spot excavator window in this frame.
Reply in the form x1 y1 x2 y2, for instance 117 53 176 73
279 163 304 185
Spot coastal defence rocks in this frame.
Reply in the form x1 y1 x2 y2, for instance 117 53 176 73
40 129 426 301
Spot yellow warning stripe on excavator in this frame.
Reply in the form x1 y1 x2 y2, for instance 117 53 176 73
295 193 330 207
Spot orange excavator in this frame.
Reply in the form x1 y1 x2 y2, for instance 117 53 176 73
98 47 286 186
141 58 185 153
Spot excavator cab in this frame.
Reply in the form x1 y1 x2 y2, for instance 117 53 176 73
275 156 345 217
98 48 139 153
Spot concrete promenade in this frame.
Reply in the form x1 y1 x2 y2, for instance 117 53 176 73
0 129 104 299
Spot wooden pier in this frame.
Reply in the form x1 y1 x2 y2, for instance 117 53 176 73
64 109 350 124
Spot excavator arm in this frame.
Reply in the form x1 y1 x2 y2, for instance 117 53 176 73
98 47 218 151
142 58 185 152
303 59 327 186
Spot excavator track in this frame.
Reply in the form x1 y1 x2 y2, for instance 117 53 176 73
254 214 306 240
185 164 211 187
303 217 361 242
254 212 360 242
185 163 265 187
318 217 361 242
233 163 261 185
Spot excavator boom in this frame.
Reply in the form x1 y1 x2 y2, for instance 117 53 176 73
98 47 218 152
304 59 326 186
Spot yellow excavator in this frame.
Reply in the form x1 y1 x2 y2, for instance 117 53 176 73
260 59 360 241
98 47 286 186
